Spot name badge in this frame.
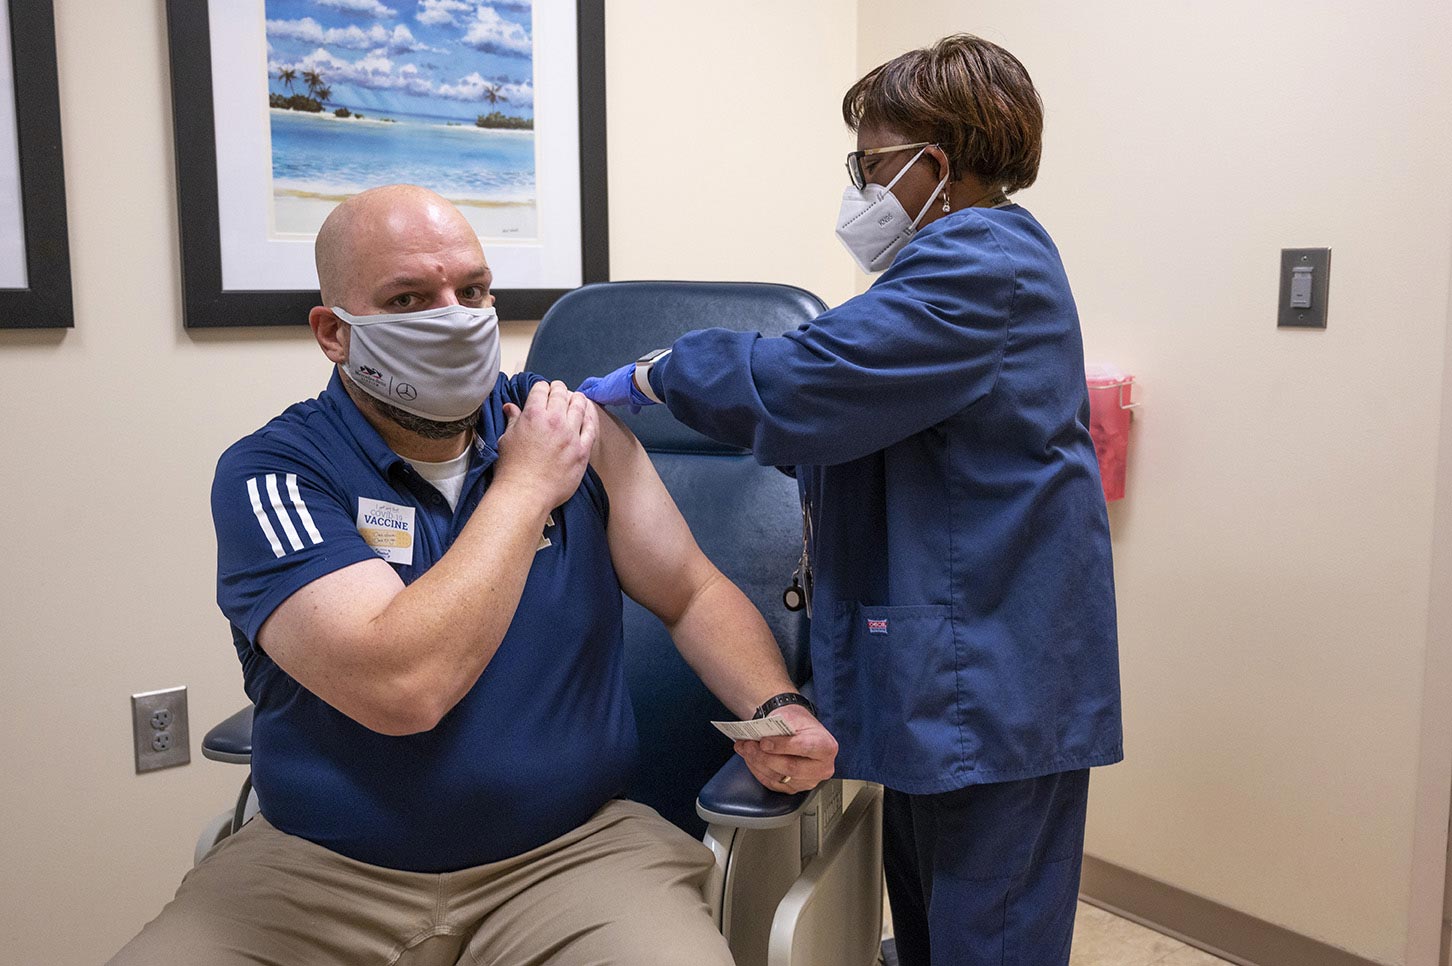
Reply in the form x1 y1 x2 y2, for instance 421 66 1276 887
357 497 416 565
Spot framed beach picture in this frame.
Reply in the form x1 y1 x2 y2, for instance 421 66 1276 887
166 0 607 327
0 0 73 330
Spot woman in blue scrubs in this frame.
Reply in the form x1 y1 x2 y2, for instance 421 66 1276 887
580 34 1122 966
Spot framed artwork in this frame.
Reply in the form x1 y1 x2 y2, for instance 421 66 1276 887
0 0 73 330
166 0 607 328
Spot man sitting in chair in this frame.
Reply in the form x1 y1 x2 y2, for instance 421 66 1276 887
110 184 837 966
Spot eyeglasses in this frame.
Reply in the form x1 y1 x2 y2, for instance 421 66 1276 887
845 141 931 190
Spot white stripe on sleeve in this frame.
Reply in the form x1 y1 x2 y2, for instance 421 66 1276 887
286 473 324 546
265 473 305 552
246 477 286 559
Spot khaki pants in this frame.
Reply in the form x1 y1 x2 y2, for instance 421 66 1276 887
109 799 735 966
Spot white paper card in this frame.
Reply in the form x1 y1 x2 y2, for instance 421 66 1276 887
711 717 796 741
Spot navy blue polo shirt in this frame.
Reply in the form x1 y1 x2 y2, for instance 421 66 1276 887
211 370 638 872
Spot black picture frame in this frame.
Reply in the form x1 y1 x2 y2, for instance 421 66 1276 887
165 0 608 328
0 0 73 330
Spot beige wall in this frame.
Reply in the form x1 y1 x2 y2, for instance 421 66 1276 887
857 2 1452 964
0 1 856 963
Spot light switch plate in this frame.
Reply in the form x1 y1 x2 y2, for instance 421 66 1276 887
131 686 190 773
1278 248 1331 328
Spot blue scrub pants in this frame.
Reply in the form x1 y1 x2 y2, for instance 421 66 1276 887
883 769 1090 966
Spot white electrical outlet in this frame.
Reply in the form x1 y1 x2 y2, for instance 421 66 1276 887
131 686 190 773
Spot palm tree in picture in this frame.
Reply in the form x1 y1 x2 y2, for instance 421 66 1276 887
483 83 507 107
278 67 297 93
302 69 323 98
316 85 333 106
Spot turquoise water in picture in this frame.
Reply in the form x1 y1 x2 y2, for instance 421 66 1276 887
268 108 537 237
270 108 535 202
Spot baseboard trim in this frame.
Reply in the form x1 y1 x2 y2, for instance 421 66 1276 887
1079 855 1384 966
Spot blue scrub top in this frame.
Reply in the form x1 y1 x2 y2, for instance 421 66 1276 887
652 205 1123 793
211 371 638 871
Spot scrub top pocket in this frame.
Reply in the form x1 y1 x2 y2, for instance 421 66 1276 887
827 602 967 790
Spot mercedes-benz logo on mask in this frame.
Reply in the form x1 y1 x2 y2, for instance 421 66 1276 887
395 383 418 402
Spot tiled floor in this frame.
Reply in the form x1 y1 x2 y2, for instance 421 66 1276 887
1069 902 1235 965
882 900 1236 965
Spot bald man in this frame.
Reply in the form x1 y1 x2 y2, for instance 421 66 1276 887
109 185 836 966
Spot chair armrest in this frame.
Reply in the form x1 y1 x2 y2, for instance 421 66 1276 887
767 782 885 966
201 705 253 764
696 753 817 829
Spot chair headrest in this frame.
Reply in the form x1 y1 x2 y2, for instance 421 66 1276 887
525 281 827 454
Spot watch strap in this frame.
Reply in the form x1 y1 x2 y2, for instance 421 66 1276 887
752 691 817 720
633 349 671 405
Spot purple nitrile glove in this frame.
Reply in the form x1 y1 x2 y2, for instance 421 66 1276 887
577 362 656 415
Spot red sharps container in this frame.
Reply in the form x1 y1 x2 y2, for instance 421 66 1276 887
1085 366 1135 502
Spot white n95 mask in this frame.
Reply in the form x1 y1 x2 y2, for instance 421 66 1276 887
835 145 948 274
333 304 501 422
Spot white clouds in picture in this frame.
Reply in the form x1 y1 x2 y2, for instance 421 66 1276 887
415 0 471 27
315 0 397 17
462 6 531 57
0 3 27 290
266 18 432 54
417 0 532 41
436 74 532 105
280 47 434 95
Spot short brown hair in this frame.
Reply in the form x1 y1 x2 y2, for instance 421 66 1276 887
843 34 1044 193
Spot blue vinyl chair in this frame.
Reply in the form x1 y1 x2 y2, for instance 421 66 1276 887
199 281 884 966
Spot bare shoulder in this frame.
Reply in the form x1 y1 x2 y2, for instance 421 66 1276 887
588 405 648 484
584 403 713 613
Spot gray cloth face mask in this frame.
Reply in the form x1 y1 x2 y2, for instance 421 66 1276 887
333 304 501 422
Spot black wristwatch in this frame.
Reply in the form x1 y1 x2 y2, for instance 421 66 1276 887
752 691 817 720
